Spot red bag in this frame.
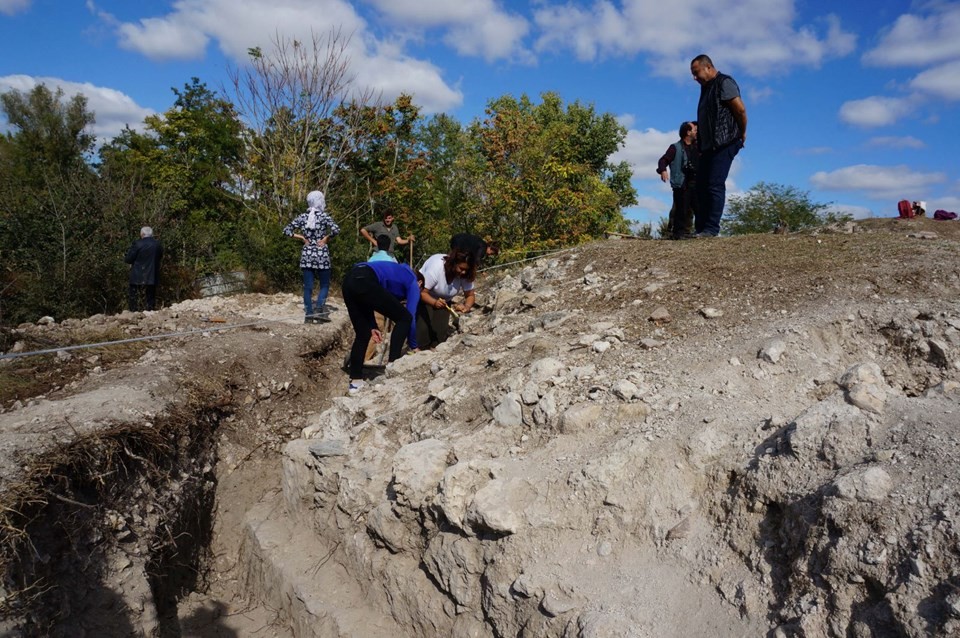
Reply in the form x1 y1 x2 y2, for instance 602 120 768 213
897 200 914 218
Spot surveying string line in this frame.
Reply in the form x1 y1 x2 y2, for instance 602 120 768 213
3 245 585 362
0 315 310 362
479 245 580 273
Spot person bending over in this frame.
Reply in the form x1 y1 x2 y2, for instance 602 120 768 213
342 261 421 395
417 247 477 347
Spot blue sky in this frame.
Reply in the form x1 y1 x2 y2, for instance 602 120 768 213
2 0 959 227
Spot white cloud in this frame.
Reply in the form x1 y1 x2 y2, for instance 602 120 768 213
610 126 675 180
838 95 916 127
0 0 29 15
830 203 873 220
866 136 925 150
102 0 462 114
810 164 946 200
353 51 463 114
862 5 960 67
747 86 775 103
365 0 530 62
910 62 960 101
0 75 154 140
629 194 671 216
117 15 209 60
532 0 855 78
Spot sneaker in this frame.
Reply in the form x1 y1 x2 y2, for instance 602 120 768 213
305 314 330 324
347 380 365 396
320 303 338 312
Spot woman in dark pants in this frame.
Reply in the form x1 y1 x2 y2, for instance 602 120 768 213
342 261 421 395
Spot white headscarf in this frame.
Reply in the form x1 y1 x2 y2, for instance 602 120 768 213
305 190 325 230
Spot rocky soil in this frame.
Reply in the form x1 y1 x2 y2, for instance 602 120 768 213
1 216 960 637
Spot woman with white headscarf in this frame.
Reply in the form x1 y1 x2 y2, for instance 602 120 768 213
283 190 340 322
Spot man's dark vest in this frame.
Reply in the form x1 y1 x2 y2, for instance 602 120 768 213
698 72 740 152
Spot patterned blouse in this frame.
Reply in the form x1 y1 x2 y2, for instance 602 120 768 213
283 210 340 270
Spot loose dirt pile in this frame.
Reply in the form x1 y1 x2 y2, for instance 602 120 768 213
1 217 959 637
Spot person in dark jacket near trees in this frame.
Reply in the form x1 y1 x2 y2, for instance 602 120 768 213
691 54 747 238
124 226 163 312
657 121 699 239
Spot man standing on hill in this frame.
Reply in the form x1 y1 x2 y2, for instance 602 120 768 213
691 54 747 238
361 211 413 260
657 121 699 240
125 226 163 312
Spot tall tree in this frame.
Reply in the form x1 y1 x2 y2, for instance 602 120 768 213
465 92 634 252
0 84 108 323
228 29 379 220
99 79 245 282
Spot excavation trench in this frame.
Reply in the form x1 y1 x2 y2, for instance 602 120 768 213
0 321 353 637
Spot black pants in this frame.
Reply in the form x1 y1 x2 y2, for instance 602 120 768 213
670 178 697 239
342 265 412 379
128 284 156 311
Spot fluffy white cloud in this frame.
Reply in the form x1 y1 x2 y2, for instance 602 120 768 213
111 0 365 62
910 62 960 101
103 0 462 113
838 96 915 127
810 164 946 200
610 126 676 180
0 0 30 15
365 0 530 61
862 5 960 67
866 136 925 150
352 51 463 114
0 75 154 140
117 15 209 60
533 0 855 78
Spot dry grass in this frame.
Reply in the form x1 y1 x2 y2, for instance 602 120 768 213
0 374 229 628
0 327 149 406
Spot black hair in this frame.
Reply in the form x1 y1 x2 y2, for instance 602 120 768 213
691 54 714 67
376 234 391 251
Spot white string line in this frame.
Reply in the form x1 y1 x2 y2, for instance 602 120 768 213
0 316 310 362
2 245 583 362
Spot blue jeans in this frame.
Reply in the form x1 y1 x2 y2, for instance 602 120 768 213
695 140 741 236
302 268 331 315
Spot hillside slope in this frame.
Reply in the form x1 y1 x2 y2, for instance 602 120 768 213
1 217 959 637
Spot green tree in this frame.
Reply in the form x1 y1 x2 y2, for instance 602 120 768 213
228 30 378 219
99 79 245 291
722 182 851 235
0 84 107 324
465 92 634 253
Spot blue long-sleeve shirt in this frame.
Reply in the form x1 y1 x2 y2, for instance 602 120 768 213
360 261 420 349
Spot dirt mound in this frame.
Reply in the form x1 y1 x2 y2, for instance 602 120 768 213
1 217 959 636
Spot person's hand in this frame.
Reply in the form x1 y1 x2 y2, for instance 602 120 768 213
317 237 327 247
433 298 445 309
659 171 668 182
453 303 467 313
408 234 415 241
371 328 383 343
